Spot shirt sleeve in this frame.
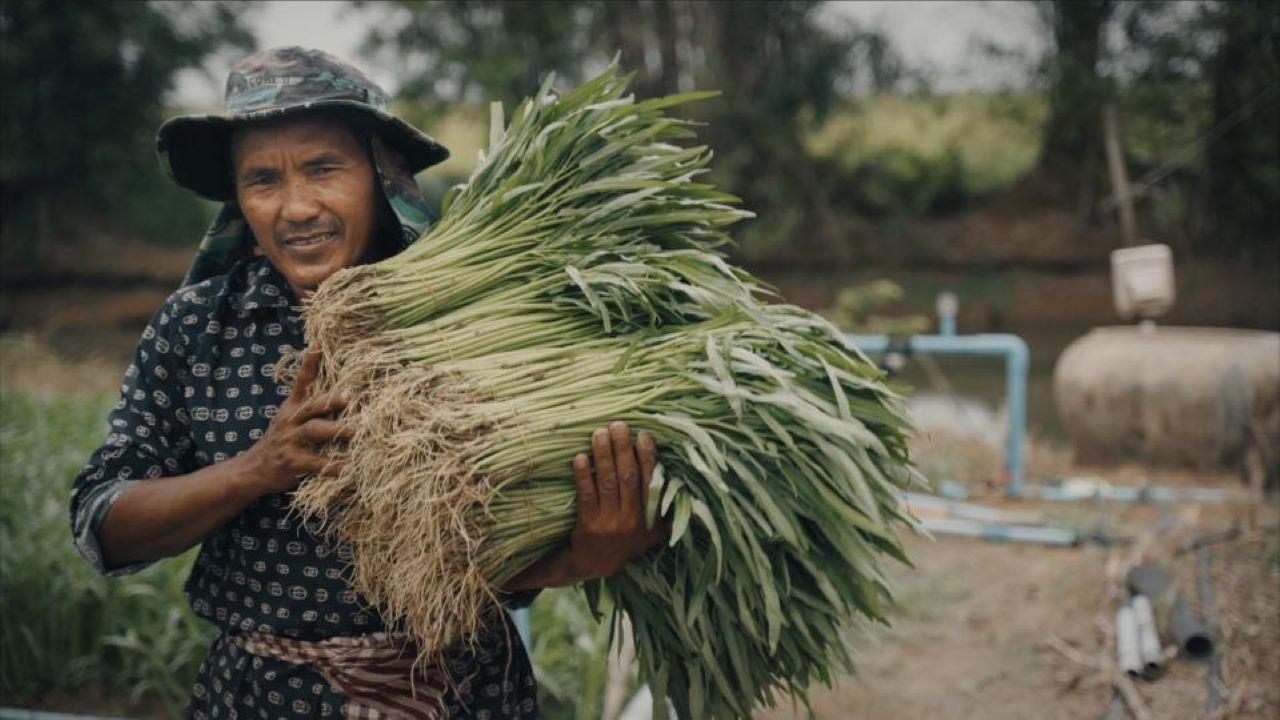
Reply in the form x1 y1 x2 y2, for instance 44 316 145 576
69 292 198 576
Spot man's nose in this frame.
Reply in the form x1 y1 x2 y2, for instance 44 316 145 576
280 176 322 225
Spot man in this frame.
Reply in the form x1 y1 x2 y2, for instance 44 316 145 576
69 46 663 719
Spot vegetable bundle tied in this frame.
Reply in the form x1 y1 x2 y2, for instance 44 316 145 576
296 63 920 718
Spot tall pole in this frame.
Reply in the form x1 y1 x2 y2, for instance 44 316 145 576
1103 104 1138 246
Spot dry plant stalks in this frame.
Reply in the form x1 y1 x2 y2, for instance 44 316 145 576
279 282 513 667
295 359 507 666
1045 634 1152 720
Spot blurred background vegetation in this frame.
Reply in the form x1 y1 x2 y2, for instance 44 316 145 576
2 0 1277 274
359 0 1278 268
1 1 1277 718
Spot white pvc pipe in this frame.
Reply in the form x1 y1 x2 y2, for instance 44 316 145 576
1132 594 1164 678
1116 604 1143 677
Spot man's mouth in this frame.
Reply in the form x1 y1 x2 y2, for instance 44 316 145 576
281 230 339 248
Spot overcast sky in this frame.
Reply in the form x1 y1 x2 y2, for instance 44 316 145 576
171 0 1045 108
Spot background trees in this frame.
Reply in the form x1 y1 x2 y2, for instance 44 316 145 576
0 0 254 268
358 0 1276 267
1 0 1274 271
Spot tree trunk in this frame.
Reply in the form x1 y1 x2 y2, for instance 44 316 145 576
653 0 679 96
1036 0 1116 214
1206 0 1280 261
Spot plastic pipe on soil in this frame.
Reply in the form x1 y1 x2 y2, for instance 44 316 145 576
1116 604 1143 677
1127 563 1177 637
1126 564 1172 599
1195 540 1225 713
1023 479 1234 503
901 492 1043 525
1131 595 1164 679
1126 561 1214 659
1169 594 1213 659
917 517 1077 546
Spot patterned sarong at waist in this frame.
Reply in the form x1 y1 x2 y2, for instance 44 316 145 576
234 631 445 719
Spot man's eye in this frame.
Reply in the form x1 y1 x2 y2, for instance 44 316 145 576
311 165 339 176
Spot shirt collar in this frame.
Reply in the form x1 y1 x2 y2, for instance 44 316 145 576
229 257 298 317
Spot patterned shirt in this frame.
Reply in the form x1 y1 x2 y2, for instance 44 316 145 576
69 256 538 719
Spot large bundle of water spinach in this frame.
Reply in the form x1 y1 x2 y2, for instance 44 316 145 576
296 63 920 718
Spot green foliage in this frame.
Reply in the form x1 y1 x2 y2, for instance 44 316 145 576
529 589 628 719
361 1 601 116
299 64 918 719
821 280 930 336
0 386 213 710
356 0 899 263
1201 0 1280 256
807 92 1046 216
0 0 253 268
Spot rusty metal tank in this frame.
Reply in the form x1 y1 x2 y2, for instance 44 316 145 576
1054 326 1280 469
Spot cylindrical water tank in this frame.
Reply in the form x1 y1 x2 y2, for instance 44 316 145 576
1054 326 1280 469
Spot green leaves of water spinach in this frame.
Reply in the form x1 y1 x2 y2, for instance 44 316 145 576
299 59 919 720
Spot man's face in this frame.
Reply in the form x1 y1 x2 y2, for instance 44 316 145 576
230 115 379 297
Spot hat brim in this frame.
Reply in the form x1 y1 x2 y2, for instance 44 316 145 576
156 100 450 201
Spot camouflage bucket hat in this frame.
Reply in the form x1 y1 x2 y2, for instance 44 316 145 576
157 46 449 201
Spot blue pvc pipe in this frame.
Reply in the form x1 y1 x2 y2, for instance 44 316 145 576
845 332 1030 494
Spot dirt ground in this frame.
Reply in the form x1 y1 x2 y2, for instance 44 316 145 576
3 243 1277 720
755 454 1279 720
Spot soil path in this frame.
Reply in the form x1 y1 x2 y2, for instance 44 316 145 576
759 495 1278 720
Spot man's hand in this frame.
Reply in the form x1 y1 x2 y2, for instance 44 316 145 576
99 347 352 568
504 421 669 590
563 421 668 580
233 348 352 500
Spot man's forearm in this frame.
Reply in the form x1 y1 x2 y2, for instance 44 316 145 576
502 547 580 591
98 455 263 569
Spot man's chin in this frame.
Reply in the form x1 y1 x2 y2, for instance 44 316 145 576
280 263 341 298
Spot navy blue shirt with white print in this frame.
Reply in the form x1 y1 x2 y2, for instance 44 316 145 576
70 256 537 719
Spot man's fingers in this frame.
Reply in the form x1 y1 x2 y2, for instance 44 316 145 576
294 450 345 478
610 421 640 520
591 427 619 512
572 453 596 517
292 452 330 477
294 347 322 399
298 419 354 445
296 391 349 423
636 431 658 526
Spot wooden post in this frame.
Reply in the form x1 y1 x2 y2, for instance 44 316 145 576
1103 104 1138 247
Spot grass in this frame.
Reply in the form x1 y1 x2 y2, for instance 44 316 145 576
0 335 635 714
805 91 1047 214
0 385 213 711
0 386 636 716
